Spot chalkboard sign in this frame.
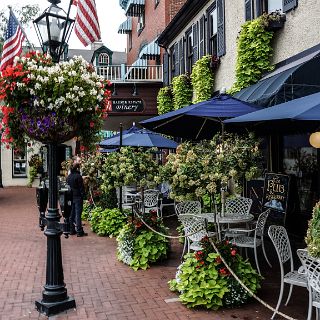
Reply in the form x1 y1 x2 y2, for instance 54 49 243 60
262 173 290 213
111 98 144 112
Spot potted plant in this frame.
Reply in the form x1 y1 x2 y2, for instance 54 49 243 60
263 10 286 32
306 201 320 258
0 51 111 151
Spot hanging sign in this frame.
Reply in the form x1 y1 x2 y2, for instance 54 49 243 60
262 173 290 213
111 98 144 113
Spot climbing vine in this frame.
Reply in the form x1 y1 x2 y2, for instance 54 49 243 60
157 86 174 115
171 74 193 110
230 16 274 94
191 55 214 103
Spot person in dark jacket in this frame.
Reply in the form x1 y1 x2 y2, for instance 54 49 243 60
67 162 87 237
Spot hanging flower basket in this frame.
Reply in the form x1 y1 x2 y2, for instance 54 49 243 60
0 51 111 150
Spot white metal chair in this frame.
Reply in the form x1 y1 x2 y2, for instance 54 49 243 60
224 197 253 238
175 201 201 216
142 189 160 216
268 226 307 320
158 182 175 216
231 209 271 275
297 249 320 320
178 214 216 258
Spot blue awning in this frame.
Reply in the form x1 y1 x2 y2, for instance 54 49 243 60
119 0 129 10
125 0 145 17
118 18 132 34
139 39 160 60
234 50 320 107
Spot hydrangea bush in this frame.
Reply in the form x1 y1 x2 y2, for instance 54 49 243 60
0 51 111 151
306 201 320 258
157 132 261 202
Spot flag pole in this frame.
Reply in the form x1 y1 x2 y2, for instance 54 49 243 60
7 6 34 50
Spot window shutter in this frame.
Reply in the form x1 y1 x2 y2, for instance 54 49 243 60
163 52 169 86
192 22 199 65
217 0 225 57
174 42 179 76
199 15 205 58
283 0 297 12
179 38 185 74
245 0 253 21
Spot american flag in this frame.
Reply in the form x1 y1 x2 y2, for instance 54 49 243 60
0 10 25 72
73 0 101 47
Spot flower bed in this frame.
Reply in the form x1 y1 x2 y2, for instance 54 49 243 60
117 210 169 270
169 237 262 309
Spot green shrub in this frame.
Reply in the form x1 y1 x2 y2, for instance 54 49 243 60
306 201 320 258
82 200 92 221
157 86 174 114
172 74 193 110
191 55 214 103
116 209 169 270
90 206 126 237
27 166 38 187
169 237 262 309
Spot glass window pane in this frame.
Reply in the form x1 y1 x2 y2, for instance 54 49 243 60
268 0 282 12
210 8 217 35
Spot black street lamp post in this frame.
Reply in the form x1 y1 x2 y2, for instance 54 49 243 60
33 0 76 316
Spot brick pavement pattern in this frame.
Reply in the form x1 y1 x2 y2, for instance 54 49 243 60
0 187 309 320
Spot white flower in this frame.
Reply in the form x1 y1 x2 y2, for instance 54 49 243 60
34 100 39 107
35 83 41 90
90 89 97 95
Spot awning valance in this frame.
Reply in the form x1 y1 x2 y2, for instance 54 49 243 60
125 0 145 17
118 18 132 34
139 40 160 60
234 50 320 107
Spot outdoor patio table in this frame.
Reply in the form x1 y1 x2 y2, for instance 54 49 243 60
200 213 255 240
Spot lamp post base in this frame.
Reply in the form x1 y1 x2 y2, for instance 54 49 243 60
35 296 76 316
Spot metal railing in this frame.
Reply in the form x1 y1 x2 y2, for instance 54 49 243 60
95 64 163 82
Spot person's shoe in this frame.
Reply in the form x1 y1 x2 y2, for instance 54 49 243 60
77 232 88 237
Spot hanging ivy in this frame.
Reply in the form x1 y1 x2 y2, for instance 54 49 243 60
171 74 193 110
191 55 215 103
157 86 174 115
230 16 274 94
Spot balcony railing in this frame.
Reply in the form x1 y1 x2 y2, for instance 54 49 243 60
95 64 163 82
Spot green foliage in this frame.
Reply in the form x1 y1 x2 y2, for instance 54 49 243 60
306 201 320 258
157 86 174 114
172 74 193 110
101 147 158 191
156 132 262 201
89 206 126 237
82 200 92 221
117 210 169 270
27 166 37 187
169 238 262 309
191 55 214 103
230 17 274 94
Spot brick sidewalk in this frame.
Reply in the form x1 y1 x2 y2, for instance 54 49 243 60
0 187 308 320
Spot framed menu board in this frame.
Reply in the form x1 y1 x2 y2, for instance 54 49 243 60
262 173 290 213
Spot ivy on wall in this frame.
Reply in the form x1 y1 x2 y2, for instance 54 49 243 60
230 16 274 94
191 55 215 103
172 74 193 110
157 86 174 115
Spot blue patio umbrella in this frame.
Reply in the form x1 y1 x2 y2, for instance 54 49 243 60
140 94 261 140
99 127 178 149
224 91 320 135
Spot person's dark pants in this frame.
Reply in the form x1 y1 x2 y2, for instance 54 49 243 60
70 198 84 234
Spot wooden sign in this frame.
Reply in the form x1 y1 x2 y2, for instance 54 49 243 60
111 98 144 113
262 173 290 213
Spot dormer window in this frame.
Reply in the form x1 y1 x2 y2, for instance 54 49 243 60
98 53 109 65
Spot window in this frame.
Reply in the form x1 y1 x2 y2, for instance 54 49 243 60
208 6 218 57
186 29 193 73
98 53 109 65
267 0 283 12
137 11 145 34
12 147 27 178
170 45 176 79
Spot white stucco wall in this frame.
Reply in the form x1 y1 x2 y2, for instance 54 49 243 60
1 140 76 187
168 0 320 91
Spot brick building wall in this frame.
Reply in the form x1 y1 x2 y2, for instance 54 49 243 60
169 0 187 21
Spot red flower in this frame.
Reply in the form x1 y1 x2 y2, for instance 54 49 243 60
231 249 237 256
80 145 86 152
215 256 222 264
89 121 95 128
